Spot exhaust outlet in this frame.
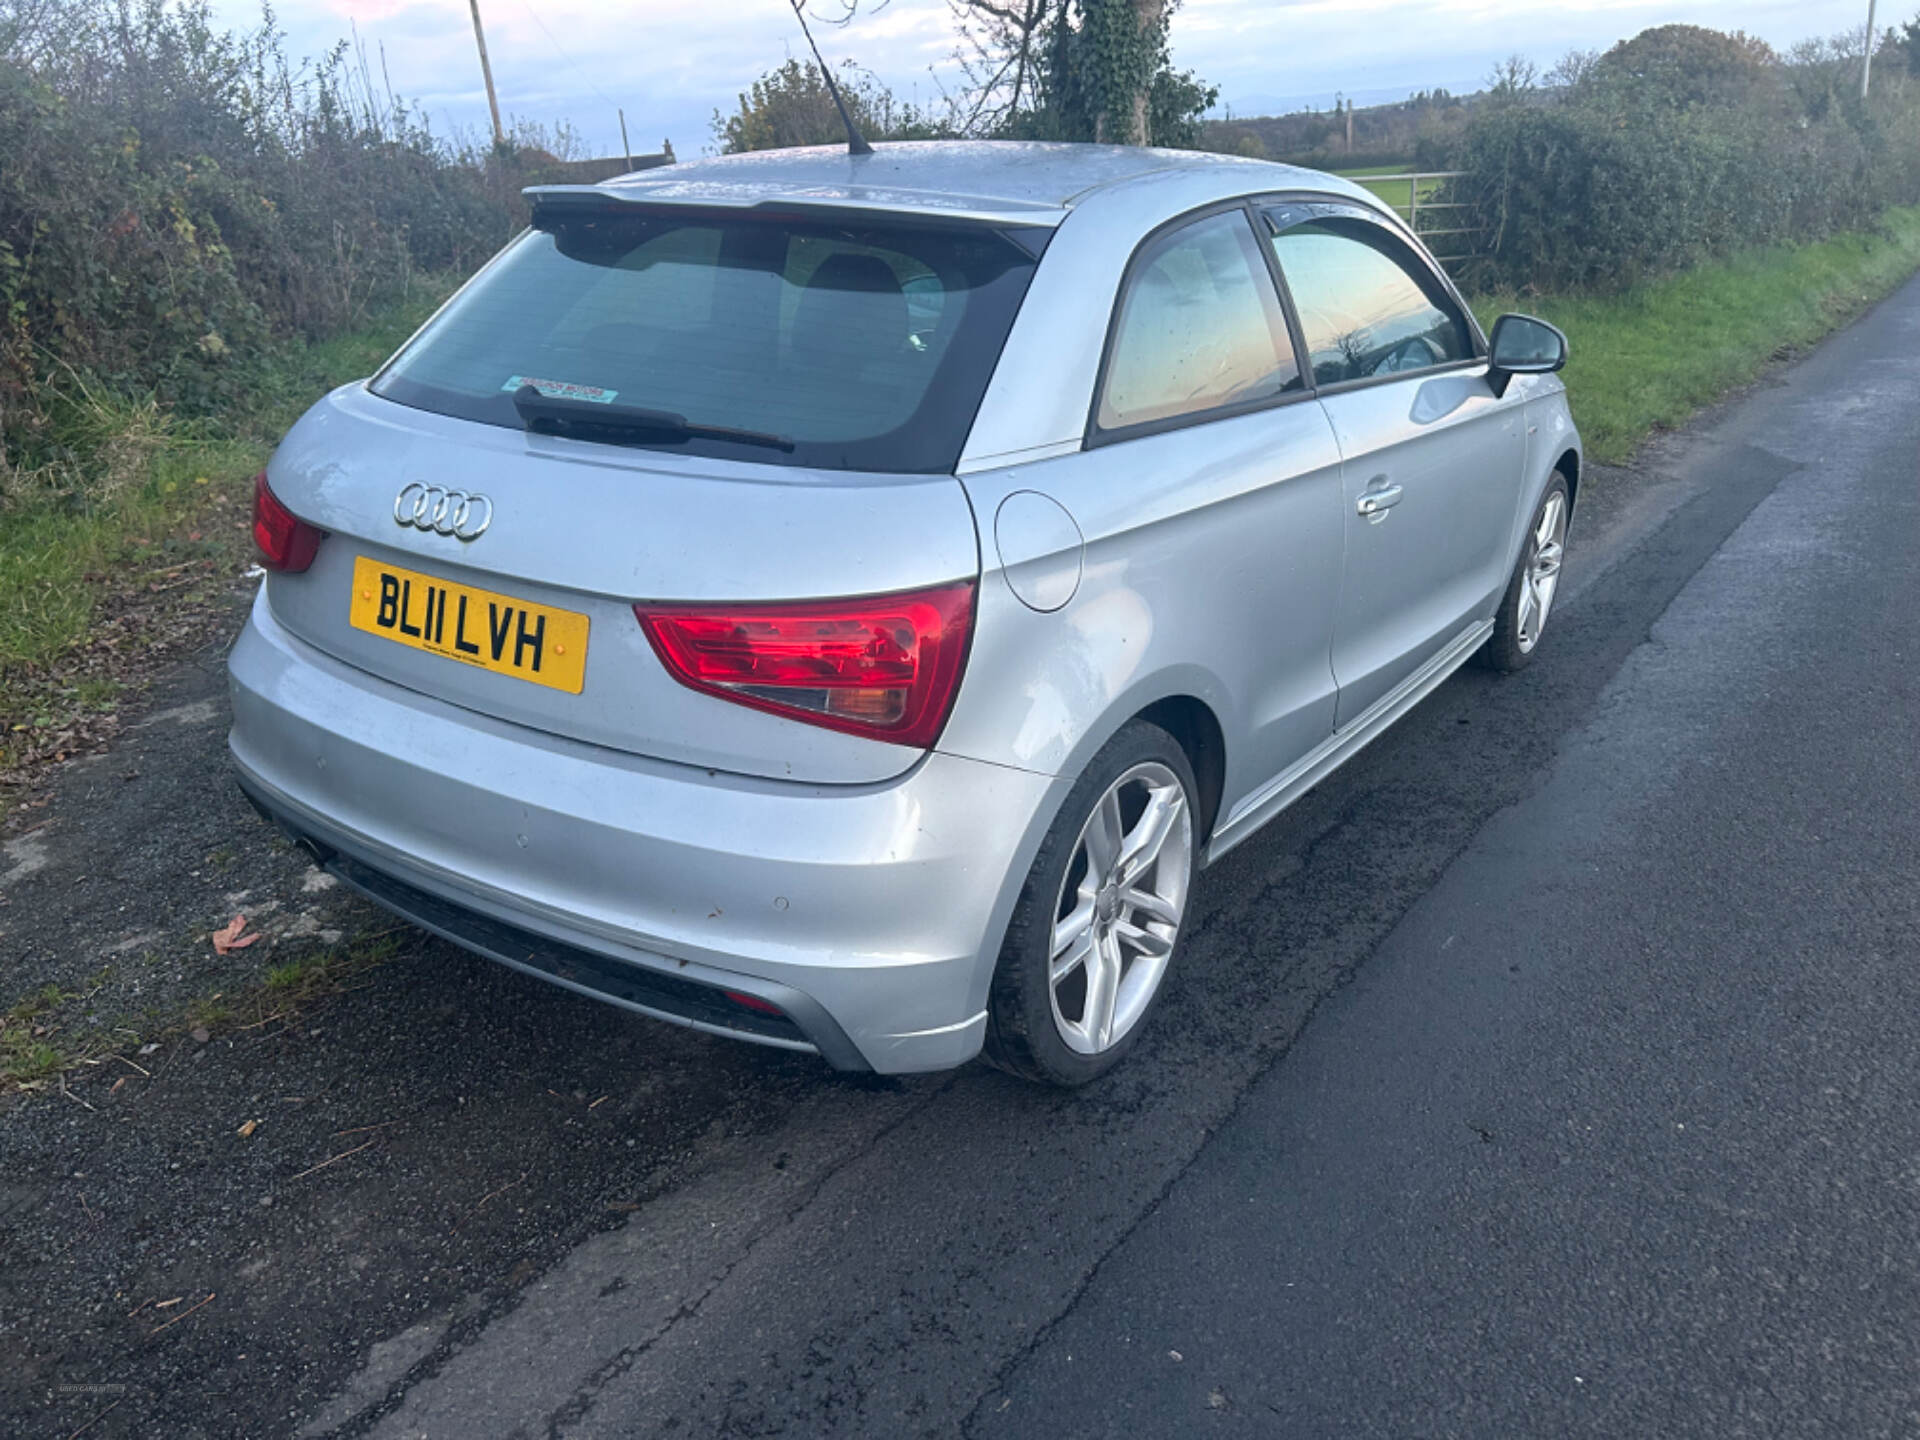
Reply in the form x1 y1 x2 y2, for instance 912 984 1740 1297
295 835 336 869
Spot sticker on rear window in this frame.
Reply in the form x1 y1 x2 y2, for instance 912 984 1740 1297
501 375 619 404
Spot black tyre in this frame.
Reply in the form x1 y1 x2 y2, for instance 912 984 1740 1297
982 720 1198 1086
1479 475 1570 673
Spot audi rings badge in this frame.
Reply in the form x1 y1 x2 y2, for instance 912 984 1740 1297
393 483 493 541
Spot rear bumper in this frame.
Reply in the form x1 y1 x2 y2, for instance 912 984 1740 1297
228 590 1065 1073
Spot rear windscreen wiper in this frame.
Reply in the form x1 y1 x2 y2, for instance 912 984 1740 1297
512 385 795 453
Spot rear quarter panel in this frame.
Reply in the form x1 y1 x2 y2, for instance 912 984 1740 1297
942 403 1347 818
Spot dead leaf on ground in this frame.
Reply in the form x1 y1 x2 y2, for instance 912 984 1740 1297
237 1118 259 1138
211 914 260 954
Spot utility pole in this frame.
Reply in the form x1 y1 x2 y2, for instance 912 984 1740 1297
1863 0 1878 98
467 0 505 148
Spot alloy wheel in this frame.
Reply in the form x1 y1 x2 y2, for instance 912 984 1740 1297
1047 761 1192 1056
1516 489 1567 653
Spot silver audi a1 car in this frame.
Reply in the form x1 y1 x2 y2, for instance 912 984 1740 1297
231 141 1579 1085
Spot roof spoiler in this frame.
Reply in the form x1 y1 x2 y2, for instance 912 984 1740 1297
522 183 1067 231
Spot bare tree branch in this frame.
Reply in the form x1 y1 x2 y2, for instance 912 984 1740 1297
945 0 1054 135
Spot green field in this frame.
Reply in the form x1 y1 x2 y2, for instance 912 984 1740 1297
1334 165 1446 213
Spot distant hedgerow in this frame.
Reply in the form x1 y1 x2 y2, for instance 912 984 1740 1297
1447 24 1920 291
0 0 586 473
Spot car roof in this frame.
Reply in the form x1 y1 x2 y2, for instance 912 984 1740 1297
525 140 1385 228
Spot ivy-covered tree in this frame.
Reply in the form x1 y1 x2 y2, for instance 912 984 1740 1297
826 0 1215 147
1030 0 1216 146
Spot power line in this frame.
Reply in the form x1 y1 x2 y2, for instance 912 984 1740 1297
515 0 622 116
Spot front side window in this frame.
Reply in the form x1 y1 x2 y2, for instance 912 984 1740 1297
1266 216 1472 386
1096 210 1303 434
372 211 1040 473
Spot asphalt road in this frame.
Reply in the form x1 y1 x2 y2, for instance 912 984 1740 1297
4 275 1916 1440
973 327 1920 1437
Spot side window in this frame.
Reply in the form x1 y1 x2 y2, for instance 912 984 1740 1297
1096 210 1303 434
1265 217 1472 386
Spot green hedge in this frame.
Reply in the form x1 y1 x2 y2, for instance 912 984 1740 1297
1449 26 1920 291
0 0 578 475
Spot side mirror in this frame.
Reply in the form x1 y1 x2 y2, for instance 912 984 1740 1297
1488 313 1568 398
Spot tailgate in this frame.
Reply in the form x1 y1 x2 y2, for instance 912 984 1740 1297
260 385 981 785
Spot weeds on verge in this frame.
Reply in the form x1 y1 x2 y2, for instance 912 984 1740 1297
0 985 71 1086
0 932 405 1098
0 285 454 813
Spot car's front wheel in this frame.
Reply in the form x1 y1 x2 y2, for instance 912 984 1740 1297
983 720 1197 1086
1480 475 1569 672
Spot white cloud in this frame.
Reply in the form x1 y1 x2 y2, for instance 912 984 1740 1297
210 0 1883 158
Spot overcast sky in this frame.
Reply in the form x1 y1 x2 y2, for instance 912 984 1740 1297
207 0 1883 159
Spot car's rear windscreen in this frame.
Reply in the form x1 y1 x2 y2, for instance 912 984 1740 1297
371 208 1044 473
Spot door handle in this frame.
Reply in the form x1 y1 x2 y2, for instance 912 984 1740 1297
1356 483 1404 517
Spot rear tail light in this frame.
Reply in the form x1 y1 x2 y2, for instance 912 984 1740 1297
635 583 974 748
251 472 325 573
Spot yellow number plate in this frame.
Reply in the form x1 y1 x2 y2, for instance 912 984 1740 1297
348 556 590 695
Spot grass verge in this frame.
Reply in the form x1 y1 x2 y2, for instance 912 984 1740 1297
0 283 453 799
1472 205 1920 463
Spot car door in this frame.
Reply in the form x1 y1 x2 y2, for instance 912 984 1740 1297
1262 203 1528 729
956 204 1347 800
1085 206 1350 789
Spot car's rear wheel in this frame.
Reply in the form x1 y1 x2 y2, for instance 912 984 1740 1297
1480 476 1569 673
983 721 1197 1086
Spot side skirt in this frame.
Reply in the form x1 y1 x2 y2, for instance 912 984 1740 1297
1204 619 1495 866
